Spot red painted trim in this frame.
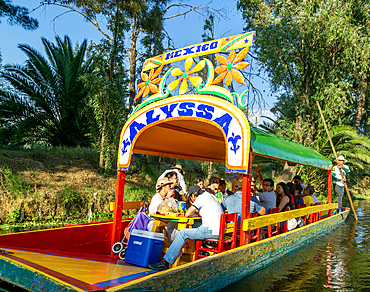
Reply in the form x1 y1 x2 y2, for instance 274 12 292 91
111 170 126 254
241 152 253 246
4 254 100 291
328 170 332 216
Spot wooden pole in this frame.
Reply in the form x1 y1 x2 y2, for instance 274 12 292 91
316 101 358 221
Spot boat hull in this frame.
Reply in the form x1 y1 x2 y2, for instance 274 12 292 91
0 210 349 292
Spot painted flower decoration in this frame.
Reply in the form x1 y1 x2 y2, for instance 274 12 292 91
135 65 163 100
168 57 205 94
212 48 250 86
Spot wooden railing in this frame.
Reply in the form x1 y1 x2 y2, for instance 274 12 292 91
242 203 338 232
110 200 151 212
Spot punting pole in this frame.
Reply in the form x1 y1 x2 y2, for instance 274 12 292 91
111 170 127 254
328 170 332 216
316 101 358 221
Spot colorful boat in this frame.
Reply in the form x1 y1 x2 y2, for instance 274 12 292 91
0 32 349 292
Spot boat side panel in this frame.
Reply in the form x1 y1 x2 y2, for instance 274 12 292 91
110 211 348 292
0 220 130 255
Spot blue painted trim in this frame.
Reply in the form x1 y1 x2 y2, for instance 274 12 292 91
93 270 157 288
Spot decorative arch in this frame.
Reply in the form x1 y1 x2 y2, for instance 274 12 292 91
117 95 251 173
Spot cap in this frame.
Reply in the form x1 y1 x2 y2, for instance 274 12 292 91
209 176 220 184
188 185 201 195
307 185 315 194
171 164 185 174
293 175 301 181
156 177 172 191
235 181 242 191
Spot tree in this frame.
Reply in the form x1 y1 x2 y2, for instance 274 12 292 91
38 0 225 168
0 0 38 30
0 35 93 146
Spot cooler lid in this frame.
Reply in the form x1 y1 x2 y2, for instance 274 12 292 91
131 229 165 241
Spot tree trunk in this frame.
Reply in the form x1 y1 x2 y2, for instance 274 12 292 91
354 73 368 131
206 162 213 186
128 17 140 109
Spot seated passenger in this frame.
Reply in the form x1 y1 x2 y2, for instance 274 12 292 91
219 179 233 197
158 164 187 193
164 171 183 201
287 182 304 208
222 181 265 233
148 184 224 271
302 186 315 206
293 175 306 194
276 182 294 212
205 176 220 196
254 169 277 212
307 185 319 203
193 177 204 190
149 177 172 215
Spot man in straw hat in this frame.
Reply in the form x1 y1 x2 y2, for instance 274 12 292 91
158 164 187 193
148 177 173 215
332 155 350 211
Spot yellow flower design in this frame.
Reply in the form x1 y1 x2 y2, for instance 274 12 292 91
212 48 250 86
168 58 205 94
135 65 163 100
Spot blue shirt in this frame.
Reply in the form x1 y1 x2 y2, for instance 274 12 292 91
295 195 304 207
221 191 264 232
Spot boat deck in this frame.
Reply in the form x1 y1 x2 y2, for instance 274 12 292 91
0 247 159 291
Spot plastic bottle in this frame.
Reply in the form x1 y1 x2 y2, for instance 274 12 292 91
216 191 223 204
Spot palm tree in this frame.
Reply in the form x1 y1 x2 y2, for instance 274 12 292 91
0 35 93 146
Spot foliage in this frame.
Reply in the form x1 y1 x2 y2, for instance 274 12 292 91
0 0 38 30
0 166 29 198
0 35 93 147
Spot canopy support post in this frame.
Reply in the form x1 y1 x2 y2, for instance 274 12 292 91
328 170 332 216
241 152 253 246
111 170 126 254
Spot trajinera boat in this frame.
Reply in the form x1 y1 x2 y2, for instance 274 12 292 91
0 32 349 292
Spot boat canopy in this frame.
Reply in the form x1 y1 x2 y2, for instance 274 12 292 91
251 127 332 170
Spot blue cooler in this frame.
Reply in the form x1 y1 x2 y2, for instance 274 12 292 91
125 229 165 268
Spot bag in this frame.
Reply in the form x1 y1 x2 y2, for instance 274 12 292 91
123 211 150 241
157 197 179 214
287 218 298 231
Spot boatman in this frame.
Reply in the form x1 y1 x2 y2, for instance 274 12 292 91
332 155 350 212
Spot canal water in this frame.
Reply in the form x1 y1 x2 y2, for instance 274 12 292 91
1 199 369 291
221 199 369 292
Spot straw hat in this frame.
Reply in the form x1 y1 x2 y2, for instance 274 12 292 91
171 164 185 174
337 155 347 163
156 177 172 191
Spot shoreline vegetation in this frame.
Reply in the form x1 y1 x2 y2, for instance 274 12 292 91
0 147 369 232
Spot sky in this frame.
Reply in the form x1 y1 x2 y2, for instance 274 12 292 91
0 0 277 123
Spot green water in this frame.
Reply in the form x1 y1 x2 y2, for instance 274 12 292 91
221 199 369 291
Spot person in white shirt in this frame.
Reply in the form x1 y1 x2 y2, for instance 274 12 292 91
332 155 350 210
148 185 224 271
148 177 172 215
158 164 187 193
253 169 277 212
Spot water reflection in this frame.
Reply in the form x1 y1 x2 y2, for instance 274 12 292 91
221 199 370 292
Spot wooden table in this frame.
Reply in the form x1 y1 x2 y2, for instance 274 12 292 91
150 213 201 267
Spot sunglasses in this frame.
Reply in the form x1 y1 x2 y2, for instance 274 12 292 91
263 184 271 187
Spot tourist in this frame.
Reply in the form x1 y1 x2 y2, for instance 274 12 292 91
302 186 314 206
193 177 204 190
164 171 183 201
205 176 220 195
149 177 172 215
288 182 304 207
158 164 187 193
293 175 306 193
148 184 224 271
276 182 294 212
332 155 350 211
308 185 319 203
253 169 277 212
219 179 233 197
222 180 265 233
231 173 243 193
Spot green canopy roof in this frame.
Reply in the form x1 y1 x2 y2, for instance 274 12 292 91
250 127 332 170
